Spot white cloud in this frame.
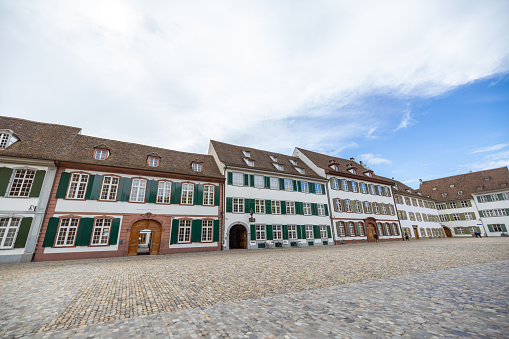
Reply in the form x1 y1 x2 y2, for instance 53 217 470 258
358 153 392 165
460 149 509 171
394 109 416 131
472 143 509 153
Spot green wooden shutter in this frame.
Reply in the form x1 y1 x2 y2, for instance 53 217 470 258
191 219 202 242
244 174 249 187
249 175 255 187
266 225 273 240
279 178 285 190
501 224 507 232
283 225 288 240
194 184 203 205
29 170 46 197
250 225 256 240
506 208 509 216
171 182 182 204
330 178 335 188
293 180 298 191
345 223 350 236
170 219 179 244
265 200 272 214
486 195 492 202
460 213 466 220
13 217 33 248
146 180 158 203
109 218 121 245
327 226 332 238
297 181 302 192
320 184 325 195
226 197 233 212
324 204 329 216
85 175 103 200
117 177 132 201
347 181 352 191
454 227 459 234
296 202 303 215
227 172 233 185
245 199 255 214
281 201 287 215
309 183 316 194
479 211 484 217
477 196 481 203
264 176 270 188
0 167 13 196
213 220 220 241
311 203 318 215
76 218 94 246
487 224 494 232
351 201 357 213
43 217 59 247
338 180 344 191
498 193 504 200
313 225 320 239
214 185 220 206
55 172 71 199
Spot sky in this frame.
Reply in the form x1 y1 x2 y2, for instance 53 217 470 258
1 0 508 188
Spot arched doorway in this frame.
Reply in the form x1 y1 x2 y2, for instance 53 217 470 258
443 227 452 238
366 223 377 242
128 219 162 256
229 224 247 249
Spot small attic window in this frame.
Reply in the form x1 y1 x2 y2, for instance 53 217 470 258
243 158 254 167
289 159 297 166
273 163 284 171
269 155 278 162
442 193 447 197
348 168 357 174
417 192 422 195
477 186 483 190
295 167 305 174
94 148 109 160
364 171 373 178
330 164 339 171
148 156 160 167
502 183 507 187
432 187 437 191
484 177 490 181
458 190 463 195
192 160 203 172
449 184 454 188
0 130 19 149
242 150 251 157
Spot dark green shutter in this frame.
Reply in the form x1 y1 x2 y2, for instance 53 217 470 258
194 184 203 205
479 211 484 217
109 218 121 245
281 201 287 215
214 185 220 206
320 184 325 195
171 182 182 204
245 199 255 214
506 208 509 216
279 178 285 190
55 172 71 199
498 193 504 200
0 167 13 196
43 217 59 247
29 170 46 197
501 224 507 232
309 183 315 194
324 204 329 216
266 225 273 240
227 172 233 185
191 219 202 242
311 203 318 216
76 218 94 246
13 217 33 248
85 175 103 200
226 197 233 213
338 180 344 191
313 225 320 239
460 213 466 221
264 176 270 188
296 202 303 215
265 200 272 214
327 226 332 238
347 181 352 191
477 196 481 203
486 195 492 202
487 224 494 232
297 181 302 192
146 180 158 203
250 225 256 240
283 225 288 239
249 175 255 187
213 220 220 242
170 219 180 244
117 177 132 201
293 180 297 191
244 174 249 186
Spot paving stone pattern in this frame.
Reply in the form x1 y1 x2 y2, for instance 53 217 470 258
1 238 508 338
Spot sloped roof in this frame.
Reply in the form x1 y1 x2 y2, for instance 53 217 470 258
59 135 224 179
419 167 509 201
0 116 81 160
390 178 436 201
210 140 323 180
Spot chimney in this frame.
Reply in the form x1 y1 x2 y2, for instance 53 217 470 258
419 179 423 187
350 157 355 161
359 160 363 166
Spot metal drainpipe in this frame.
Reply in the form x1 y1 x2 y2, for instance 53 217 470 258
222 164 227 250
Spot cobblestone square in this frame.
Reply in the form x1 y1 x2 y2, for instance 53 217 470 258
1 238 508 338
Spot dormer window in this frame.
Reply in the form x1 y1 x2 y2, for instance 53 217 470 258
364 171 373 178
405 189 410 193
477 186 483 190
458 190 463 195
289 159 297 166
484 177 490 181
193 163 202 172
94 149 109 160
295 167 305 174
502 183 507 187
148 156 160 167
242 150 251 157
449 184 454 188
269 155 278 162
393 185 398 190
442 193 447 197
432 187 437 191
273 163 284 171
329 163 339 171
243 158 254 167
0 130 19 149
348 168 357 174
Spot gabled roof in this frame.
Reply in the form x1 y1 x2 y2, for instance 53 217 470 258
210 140 323 180
420 167 509 201
390 178 435 201
295 147 394 185
0 116 81 160
59 135 224 179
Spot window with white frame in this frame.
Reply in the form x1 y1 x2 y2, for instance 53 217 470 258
289 159 297 166
377 186 383 195
273 225 282 240
233 198 244 213
409 212 415 221
336 221 346 237
437 203 445 210
100 176 119 200
381 204 387 215
456 227 465 235
315 183 323 194
193 163 202 172
452 213 460 221
284 179 293 191
468 226 476 235
335 199 342 212
345 200 352 212
0 131 18 149
377 223 384 236
270 177 279 190
492 224 503 232
384 187 390 196
502 192 509 200
404 197 411 205
254 175 264 188
273 163 284 171
286 201 295 214
255 199 265 214
301 181 309 193
242 150 251 157
440 214 448 222
355 222 364 236
178 219 191 242
364 201 371 213
295 168 305 175
8 169 36 197
361 183 367 194
352 181 358 192
332 178 339 190
450 202 457 208
269 155 278 162
94 149 108 160
303 202 312 215
374 203 380 214
288 225 297 239
418 199 424 207
91 218 111 245
55 218 79 246
389 204 394 215
67 173 89 199
384 223 390 236
420 228 426 237
156 181 171 204
348 222 356 236
243 158 254 167
416 212 422 221
317 204 325 216
491 194 499 201
201 220 213 242
271 200 281 214
181 183 194 205
148 157 159 167
130 179 147 202
203 185 215 205
320 225 328 238
391 223 398 236
355 201 362 213
370 185 376 195
232 172 243 186
460 200 468 208
479 195 487 202
465 212 473 220
423 214 428 222
0 217 21 248
305 225 314 239
256 225 266 240
342 180 348 191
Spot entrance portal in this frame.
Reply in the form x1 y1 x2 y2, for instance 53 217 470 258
229 224 247 249
444 227 452 238
366 223 376 242
128 219 162 256
413 226 419 239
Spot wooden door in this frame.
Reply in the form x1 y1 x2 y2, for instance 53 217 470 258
413 226 419 239
444 227 452 237
128 219 162 256
240 227 247 249
366 223 376 242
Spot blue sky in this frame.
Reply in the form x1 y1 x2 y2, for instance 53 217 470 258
1 1 508 188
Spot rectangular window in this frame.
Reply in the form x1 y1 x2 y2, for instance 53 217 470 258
460 200 468 208
181 183 194 205
303 203 312 215
315 183 323 194
94 149 108 160
256 225 266 240
377 186 383 195
91 218 111 245
0 133 9 149
55 218 79 246
232 172 243 186
452 213 460 221
130 179 147 202
67 173 89 199
301 181 309 193
423 214 428 222
335 199 343 212
468 226 476 235
270 177 279 190
336 222 346 237
203 185 215 205
201 220 213 242
8 169 36 197
384 187 390 196
342 180 348 191
389 204 394 215
418 199 424 207
0 217 21 248
332 178 339 190
492 224 503 232
437 203 445 210
288 225 297 239
193 163 202 172
348 222 356 236
440 214 448 222
305 225 314 239
370 185 376 195
502 192 509 200
317 204 325 216
479 195 488 202
286 201 295 214
450 202 457 208
273 225 282 240
465 212 473 220
491 194 499 201
411 198 417 206
457 227 465 235
254 175 264 188
357 222 365 236
356 201 362 213
255 199 265 214
416 213 422 221
364 201 371 213
100 176 119 200
345 200 352 212
352 181 358 192
148 157 159 167
361 183 367 194
374 203 380 214
284 179 293 191
409 212 415 221
233 198 244 213
391 223 398 236
178 219 191 243
272 200 281 214
381 204 387 215
320 225 328 238
404 197 411 205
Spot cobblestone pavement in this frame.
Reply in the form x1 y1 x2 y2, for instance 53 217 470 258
1 238 508 338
